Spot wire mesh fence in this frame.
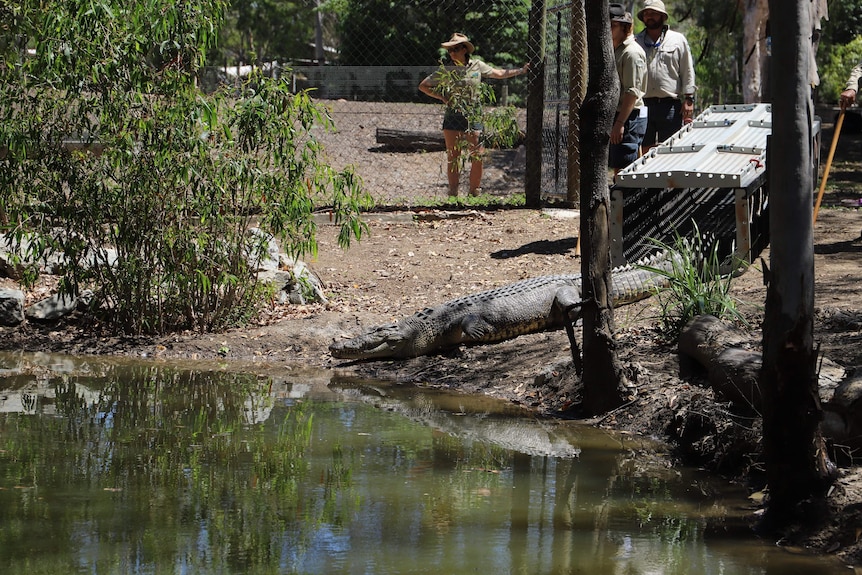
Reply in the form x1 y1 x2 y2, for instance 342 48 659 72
203 1 582 207
542 1 580 203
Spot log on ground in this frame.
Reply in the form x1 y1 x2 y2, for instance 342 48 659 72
678 314 763 410
375 128 445 151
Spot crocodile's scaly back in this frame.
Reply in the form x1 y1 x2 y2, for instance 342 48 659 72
329 251 673 360
330 274 582 359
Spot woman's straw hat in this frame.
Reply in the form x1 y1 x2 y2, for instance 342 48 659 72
441 33 475 54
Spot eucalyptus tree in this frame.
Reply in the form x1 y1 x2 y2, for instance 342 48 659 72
229 0 318 63
760 0 834 528
0 0 372 335
323 0 530 67
578 0 629 415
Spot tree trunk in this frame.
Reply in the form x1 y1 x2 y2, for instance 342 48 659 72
375 128 446 151
679 315 763 410
761 0 832 528
579 0 628 415
742 0 768 103
525 0 547 209
567 0 587 207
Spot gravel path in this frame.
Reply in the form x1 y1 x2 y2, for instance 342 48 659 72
313 100 528 205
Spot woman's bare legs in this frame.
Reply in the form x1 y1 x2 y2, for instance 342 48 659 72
466 130 484 196
443 129 462 196
444 129 485 197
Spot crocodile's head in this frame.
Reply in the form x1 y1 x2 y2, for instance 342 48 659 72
329 322 417 360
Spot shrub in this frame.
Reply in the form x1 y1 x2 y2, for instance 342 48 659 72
640 224 748 339
818 36 862 106
0 1 373 334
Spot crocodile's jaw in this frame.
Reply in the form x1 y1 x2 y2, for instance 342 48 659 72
329 323 415 360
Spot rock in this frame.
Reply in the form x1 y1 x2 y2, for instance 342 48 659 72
0 288 25 326
25 292 79 322
248 228 281 272
259 260 327 305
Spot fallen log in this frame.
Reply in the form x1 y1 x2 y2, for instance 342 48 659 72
374 127 526 151
375 128 445 151
679 314 862 449
678 314 763 410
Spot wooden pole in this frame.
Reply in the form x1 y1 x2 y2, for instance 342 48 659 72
524 0 546 209
812 109 844 225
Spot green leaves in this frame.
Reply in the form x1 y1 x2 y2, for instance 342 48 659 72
641 223 749 339
1 1 372 335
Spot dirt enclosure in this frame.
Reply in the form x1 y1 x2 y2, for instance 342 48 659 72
4 102 862 564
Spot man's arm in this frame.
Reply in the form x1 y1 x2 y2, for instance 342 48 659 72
840 61 862 109
679 34 697 123
611 92 639 145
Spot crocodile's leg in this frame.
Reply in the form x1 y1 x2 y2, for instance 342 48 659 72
554 286 584 374
564 311 583 374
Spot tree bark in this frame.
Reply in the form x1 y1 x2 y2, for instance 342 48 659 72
579 0 627 415
761 0 832 528
742 0 769 103
525 0 546 209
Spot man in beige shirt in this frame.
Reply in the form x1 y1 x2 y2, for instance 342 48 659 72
609 4 647 176
634 0 696 152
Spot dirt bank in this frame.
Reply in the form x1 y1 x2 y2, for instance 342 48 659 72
4 103 862 565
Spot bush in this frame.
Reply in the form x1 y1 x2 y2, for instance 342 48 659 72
818 36 862 105
640 224 748 339
0 1 373 334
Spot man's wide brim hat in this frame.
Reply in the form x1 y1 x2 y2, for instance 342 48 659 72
441 33 475 54
637 0 669 22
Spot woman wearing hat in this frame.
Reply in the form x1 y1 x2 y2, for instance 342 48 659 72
419 33 529 197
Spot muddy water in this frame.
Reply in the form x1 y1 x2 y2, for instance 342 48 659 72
0 352 847 574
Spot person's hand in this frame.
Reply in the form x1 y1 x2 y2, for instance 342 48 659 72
610 120 624 144
682 99 695 125
840 88 857 110
522 62 531 75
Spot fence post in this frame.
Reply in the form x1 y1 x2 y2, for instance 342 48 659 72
525 0 547 208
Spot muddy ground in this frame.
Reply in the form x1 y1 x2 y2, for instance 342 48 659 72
4 102 862 565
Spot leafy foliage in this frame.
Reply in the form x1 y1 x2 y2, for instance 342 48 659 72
426 62 521 173
818 36 862 105
325 0 529 67
230 0 316 63
640 224 748 339
679 2 743 107
819 0 862 47
0 0 373 335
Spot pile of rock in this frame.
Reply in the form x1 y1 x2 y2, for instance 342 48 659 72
0 228 327 328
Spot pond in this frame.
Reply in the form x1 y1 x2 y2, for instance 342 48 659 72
0 352 848 574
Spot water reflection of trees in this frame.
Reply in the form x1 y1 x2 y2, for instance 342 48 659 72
0 358 840 574
0 365 355 573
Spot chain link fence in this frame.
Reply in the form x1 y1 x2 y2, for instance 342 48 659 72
204 1 584 207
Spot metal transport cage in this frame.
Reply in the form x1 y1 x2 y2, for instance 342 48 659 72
610 103 820 267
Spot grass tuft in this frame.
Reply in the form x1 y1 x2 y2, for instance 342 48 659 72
640 223 749 339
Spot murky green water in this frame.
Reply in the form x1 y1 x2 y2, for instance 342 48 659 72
0 352 848 574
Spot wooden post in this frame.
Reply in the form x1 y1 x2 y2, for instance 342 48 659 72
524 0 546 209
760 0 832 528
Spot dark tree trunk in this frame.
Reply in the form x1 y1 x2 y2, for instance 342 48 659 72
579 0 627 414
525 0 546 209
567 0 587 208
761 0 833 527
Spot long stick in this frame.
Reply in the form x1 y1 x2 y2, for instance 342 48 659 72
813 109 845 225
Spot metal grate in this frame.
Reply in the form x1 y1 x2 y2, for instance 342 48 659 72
610 104 785 267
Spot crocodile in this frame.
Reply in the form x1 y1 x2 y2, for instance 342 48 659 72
329 251 675 363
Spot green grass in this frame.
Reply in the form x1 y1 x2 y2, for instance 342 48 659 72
640 224 749 339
